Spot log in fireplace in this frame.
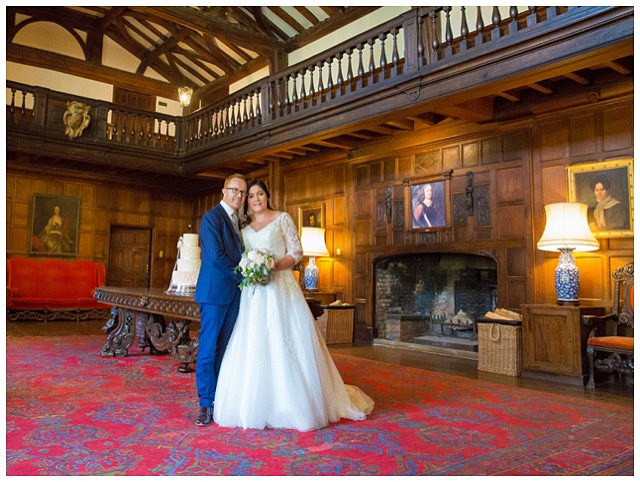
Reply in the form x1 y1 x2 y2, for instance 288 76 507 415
374 253 497 352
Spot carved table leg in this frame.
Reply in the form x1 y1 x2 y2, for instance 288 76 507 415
177 336 199 373
135 312 151 352
101 307 135 357
145 316 194 371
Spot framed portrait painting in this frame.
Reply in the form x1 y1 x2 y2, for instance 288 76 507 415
406 177 450 230
567 158 633 238
30 194 80 256
297 203 324 234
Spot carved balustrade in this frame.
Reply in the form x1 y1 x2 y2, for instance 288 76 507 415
7 6 627 168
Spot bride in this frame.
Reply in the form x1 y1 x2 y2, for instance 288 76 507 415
213 179 374 431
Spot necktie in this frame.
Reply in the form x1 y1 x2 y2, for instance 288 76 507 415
231 212 244 248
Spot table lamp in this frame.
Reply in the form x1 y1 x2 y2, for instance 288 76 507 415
537 202 599 305
300 227 329 290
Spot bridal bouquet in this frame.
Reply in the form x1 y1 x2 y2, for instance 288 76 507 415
235 248 276 291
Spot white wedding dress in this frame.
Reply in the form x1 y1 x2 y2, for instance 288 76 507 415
214 212 374 431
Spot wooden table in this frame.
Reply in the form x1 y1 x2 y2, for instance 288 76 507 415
94 286 200 372
94 286 325 373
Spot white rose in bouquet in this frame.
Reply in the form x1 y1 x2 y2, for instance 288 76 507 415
234 248 277 292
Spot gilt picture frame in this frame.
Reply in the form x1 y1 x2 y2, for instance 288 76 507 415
406 177 450 231
297 203 325 234
567 158 633 238
29 194 81 256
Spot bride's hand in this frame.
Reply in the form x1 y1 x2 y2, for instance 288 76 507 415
274 255 295 271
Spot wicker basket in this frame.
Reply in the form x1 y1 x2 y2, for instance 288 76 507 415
316 305 355 344
477 320 522 376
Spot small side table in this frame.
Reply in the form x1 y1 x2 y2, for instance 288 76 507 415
302 290 339 305
522 304 605 385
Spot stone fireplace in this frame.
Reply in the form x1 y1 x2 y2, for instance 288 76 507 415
374 253 497 352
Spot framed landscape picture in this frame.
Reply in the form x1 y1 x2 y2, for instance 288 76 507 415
567 158 633 238
30 194 80 256
406 177 450 231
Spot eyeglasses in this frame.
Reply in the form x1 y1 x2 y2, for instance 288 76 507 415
224 187 246 197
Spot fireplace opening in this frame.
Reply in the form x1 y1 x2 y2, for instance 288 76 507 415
374 253 497 352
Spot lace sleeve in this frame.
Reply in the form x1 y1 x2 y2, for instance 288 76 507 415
279 212 303 264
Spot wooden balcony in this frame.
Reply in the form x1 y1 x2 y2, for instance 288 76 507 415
7 6 634 182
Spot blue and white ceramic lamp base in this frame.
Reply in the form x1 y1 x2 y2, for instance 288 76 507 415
555 248 580 304
304 257 319 290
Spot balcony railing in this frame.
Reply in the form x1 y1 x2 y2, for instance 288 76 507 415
7 6 627 168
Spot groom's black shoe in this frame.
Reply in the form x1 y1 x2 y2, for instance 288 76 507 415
195 406 213 427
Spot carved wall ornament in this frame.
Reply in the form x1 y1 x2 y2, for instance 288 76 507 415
385 185 392 223
62 101 91 139
465 171 474 215
452 194 468 226
474 185 491 226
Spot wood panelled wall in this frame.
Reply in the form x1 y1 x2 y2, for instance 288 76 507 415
278 97 633 341
345 129 532 338
533 98 634 307
284 162 350 299
6 98 632 336
6 169 198 289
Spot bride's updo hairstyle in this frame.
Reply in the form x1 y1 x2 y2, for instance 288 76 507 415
244 178 273 219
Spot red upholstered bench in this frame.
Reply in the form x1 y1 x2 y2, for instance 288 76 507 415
7 257 109 321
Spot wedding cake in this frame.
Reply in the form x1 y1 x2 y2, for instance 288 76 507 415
167 233 201 293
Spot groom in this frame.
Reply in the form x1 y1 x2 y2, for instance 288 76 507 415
194 173 247 427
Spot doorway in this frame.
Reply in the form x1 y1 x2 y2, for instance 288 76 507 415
107 226 152 288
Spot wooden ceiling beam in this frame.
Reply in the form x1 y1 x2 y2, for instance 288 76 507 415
270 151 295 159
7 44 179 100
137 26 192 75
9 6 99 31
345 131 374 140
384 119 415 131
604 60 631 75
314 138 358 150
285 7 380 51
283 148 308 156
294 7 320 25
217 38 254 62
318 7 344 16
131 6 279 55
407 112 447 128
100 6 127 32
199 35 241 73
195 56 268 100
564 71 590 85
175 50 220 80
363 125 395 135
268 7 304 34
109 19 186 85
298 145 321 152
227 7 270 38
167 52 208 85
432 98 494 123
529 82 554 94
250 7 289 41
497 92 520 102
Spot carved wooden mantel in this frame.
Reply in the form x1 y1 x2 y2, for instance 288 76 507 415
94 286 200 373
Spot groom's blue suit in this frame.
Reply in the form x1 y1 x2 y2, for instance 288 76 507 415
194 203 244 408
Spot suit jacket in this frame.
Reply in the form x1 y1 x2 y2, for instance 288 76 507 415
195 203 244 305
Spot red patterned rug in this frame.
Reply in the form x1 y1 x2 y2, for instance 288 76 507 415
6 335 633 475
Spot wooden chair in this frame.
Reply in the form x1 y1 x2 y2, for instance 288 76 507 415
584 262 634 389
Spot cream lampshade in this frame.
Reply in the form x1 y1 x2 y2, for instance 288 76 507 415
300 227 329 290
537 202 599 304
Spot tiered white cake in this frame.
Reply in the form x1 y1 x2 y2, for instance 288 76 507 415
167 233 201 293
